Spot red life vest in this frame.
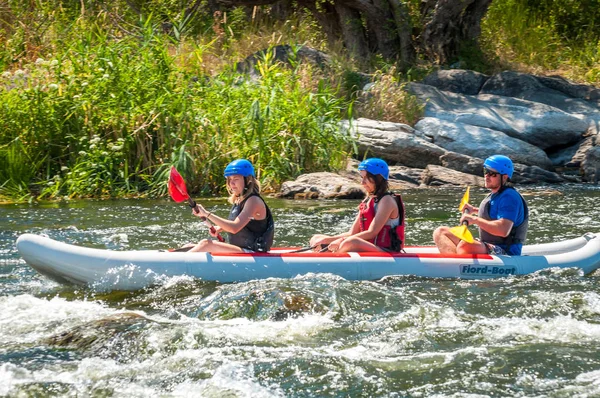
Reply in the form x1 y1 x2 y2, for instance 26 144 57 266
358 193 405 251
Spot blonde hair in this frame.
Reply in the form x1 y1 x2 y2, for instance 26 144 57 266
227 175 261 204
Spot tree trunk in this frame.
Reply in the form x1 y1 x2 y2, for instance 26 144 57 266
213 0 492 65
420 0 493 63
341 0 402 59
334 2 370 61
270 0 294 21
368 0 401 59
299 0 343 48
461 0 493 41
388 0 415 68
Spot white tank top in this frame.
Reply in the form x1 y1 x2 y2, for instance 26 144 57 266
373 201 400 227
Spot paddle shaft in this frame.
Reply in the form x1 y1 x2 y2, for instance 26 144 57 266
168 167 225 243
289 244 329 253
462 208 471 225
187 198 225 242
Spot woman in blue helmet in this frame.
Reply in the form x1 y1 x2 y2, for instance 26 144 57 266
433 155 529 255
309 158 405 253
188 159 274 253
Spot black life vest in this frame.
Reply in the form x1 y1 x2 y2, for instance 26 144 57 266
227 194 274 252
478 186 529 250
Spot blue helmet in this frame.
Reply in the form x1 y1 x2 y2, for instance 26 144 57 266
224 159 255 177
358 158 389 180
484 155 514 178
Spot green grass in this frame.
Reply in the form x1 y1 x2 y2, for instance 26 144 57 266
1 0 598 202
0 10 353 201
480 0 600 83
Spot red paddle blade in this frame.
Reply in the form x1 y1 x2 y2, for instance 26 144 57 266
168 166 190 203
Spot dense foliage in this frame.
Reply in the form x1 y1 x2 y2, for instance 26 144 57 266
481 0 600 81
0 3 352 200
0 0 598 201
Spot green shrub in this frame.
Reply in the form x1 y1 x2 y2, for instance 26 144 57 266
481 0 600 83
354 68 424 125
0 12 353 200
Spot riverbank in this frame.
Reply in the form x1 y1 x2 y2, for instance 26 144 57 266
1 1 599 203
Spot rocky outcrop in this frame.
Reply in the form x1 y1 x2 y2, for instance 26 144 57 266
277 68 599 197
340 116 565 185
407 70 600 183
277 172 365 199
409 82 588 151
341 119 446 168
236 45 331 78
421 165 485 187
480 71 600 121
414 117 553 168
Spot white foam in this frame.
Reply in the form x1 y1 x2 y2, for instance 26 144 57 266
172 362 285 397
0 294 112 344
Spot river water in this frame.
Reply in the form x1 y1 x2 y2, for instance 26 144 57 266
1 185 600 397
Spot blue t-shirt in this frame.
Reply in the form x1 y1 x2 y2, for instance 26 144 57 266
487 188 525 255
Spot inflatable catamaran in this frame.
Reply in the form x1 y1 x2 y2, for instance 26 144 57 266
16 233 600 290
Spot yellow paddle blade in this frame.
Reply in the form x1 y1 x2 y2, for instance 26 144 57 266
450 225 475 244
458 186 470 212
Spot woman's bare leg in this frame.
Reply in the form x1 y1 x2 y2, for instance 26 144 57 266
336 236 385 253
189 239 245 253
433 226 461 254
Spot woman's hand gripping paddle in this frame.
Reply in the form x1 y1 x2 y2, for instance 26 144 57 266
449 187 475 244
168 166 225 242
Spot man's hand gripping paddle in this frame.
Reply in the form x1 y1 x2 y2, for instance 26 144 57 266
449 186 475 244
168 166 225 242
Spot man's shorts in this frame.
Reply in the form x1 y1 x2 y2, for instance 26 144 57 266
484 242 507 255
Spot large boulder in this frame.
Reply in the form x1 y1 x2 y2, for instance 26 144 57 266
277 167 421 199
439 152 484 175
536 75 600 102
236 45 331 78
277 172 365 199
414 117 553 169
341 118 447 168
581 144 600 183
388 165 424 186
438 152 565 184
478 71 543 98
549 124 600 181
421 165 485 187
409 82 588 150
511 164 565 184
421 69 489 95
480 71 600 122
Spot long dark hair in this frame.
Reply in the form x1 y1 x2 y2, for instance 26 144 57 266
366 172 389 199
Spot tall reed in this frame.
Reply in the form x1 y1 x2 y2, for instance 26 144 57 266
0 9 353 201
481 0 600 82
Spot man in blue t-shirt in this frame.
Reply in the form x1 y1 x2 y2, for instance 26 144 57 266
433 155 529 255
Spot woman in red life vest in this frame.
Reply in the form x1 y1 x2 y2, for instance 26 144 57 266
309 158 405 253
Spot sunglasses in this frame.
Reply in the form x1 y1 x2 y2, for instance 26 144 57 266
483 168 499 177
